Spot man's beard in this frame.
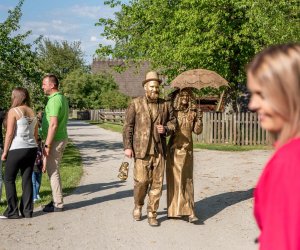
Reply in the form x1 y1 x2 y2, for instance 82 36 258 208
147 91 159 100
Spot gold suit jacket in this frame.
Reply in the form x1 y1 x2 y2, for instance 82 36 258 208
123 96 176 159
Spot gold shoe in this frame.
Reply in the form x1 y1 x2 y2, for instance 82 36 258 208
148 217 159 227
132 206 142 221
188 215 198 223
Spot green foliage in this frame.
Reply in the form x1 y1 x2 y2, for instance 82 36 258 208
37 39 87 81
100 90 131 109
62 69 129 109
0 0 45 110
97 0 299 108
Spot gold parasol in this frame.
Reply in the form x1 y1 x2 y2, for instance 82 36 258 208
171 69 229 90
171 69 229 112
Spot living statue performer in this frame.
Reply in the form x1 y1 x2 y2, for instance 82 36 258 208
166 88 203 223
123 71 176 227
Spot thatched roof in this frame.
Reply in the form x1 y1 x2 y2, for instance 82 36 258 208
91 59 151 97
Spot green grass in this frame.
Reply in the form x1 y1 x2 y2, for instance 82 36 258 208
0 140 83 214
89 120 123 133
89 121 271 151
194 143 272 151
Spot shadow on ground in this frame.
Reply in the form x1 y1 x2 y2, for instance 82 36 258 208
65 190 133 211
159 189 253 225
71 140 123 152
195 189 254 223
64 183 167 211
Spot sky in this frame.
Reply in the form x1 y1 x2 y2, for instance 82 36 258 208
0 0 127 65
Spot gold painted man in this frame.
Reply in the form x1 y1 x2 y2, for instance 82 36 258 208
123 71 176 227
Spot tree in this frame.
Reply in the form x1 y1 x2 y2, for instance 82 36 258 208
0 0 45 110
62 69 129 109
100 90 131 109
97 0 299 110
37 39 86 81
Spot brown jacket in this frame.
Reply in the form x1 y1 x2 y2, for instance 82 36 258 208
123 96 176 159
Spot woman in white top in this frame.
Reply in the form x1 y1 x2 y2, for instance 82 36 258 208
1 87 38 219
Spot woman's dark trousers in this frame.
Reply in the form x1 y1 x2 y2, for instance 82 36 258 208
4 147 37 218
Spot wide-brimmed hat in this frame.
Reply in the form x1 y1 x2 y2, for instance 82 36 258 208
142 71 162 86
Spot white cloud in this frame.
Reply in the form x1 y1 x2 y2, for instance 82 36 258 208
98 37 115 46
23 20 79 34
23 21 49 33
43 34 66 41
52 20 63 25
71 4 117 20
80 35 116 62
90 36 97 42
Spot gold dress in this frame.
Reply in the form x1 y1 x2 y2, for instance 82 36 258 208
166 109 202 217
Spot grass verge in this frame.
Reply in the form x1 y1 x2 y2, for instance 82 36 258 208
89 121 272 151
0 140 83 214
194 143 272 151
89 120 123 133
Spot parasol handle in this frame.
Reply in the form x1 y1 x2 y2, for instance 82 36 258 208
216 90 225 112
196 98 202 120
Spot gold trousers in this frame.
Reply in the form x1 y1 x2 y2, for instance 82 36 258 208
134 154 165 218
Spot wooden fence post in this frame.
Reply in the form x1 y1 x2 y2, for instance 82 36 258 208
95 110 271 145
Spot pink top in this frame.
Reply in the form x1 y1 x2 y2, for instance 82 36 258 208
254 138 300 250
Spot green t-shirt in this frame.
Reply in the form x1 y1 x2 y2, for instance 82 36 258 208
42 92 69 141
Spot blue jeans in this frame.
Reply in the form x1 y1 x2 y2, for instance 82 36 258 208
32 171 42 200
0 148 2 202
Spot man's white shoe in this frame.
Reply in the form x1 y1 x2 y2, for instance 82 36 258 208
0 215 8 219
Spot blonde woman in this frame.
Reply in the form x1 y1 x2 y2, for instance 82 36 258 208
247 44 300 249
0 87 38 219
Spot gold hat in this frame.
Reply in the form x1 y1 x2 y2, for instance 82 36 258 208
142 71 162 86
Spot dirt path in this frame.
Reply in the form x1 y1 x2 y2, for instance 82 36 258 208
0 120 271 250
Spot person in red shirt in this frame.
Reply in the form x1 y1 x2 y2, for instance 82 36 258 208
247 43 300 250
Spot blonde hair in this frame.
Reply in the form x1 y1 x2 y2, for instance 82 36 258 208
247 43 300 146
11 87 31 108
3 87 31 128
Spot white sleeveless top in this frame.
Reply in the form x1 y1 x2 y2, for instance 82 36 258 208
9 107 38 151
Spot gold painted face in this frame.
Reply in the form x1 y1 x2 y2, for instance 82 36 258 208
144 80 160 100
179 91 189 106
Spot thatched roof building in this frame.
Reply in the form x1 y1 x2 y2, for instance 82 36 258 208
91 59 151 97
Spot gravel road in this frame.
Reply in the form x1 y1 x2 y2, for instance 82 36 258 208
0 120 272 250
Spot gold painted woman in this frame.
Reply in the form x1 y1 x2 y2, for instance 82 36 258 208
166 88 203 223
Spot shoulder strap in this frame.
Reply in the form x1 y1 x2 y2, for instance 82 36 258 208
18 107 24 116
13 107 23 118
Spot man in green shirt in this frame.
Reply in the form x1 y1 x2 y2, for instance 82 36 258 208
41 74 69 212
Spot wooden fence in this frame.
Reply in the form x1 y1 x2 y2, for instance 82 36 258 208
90 109 125 123
194 112 270 145
88 109 271 146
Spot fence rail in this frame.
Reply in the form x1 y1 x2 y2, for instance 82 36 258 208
90 109 125 123
87 109 271 146
194 112 270 145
